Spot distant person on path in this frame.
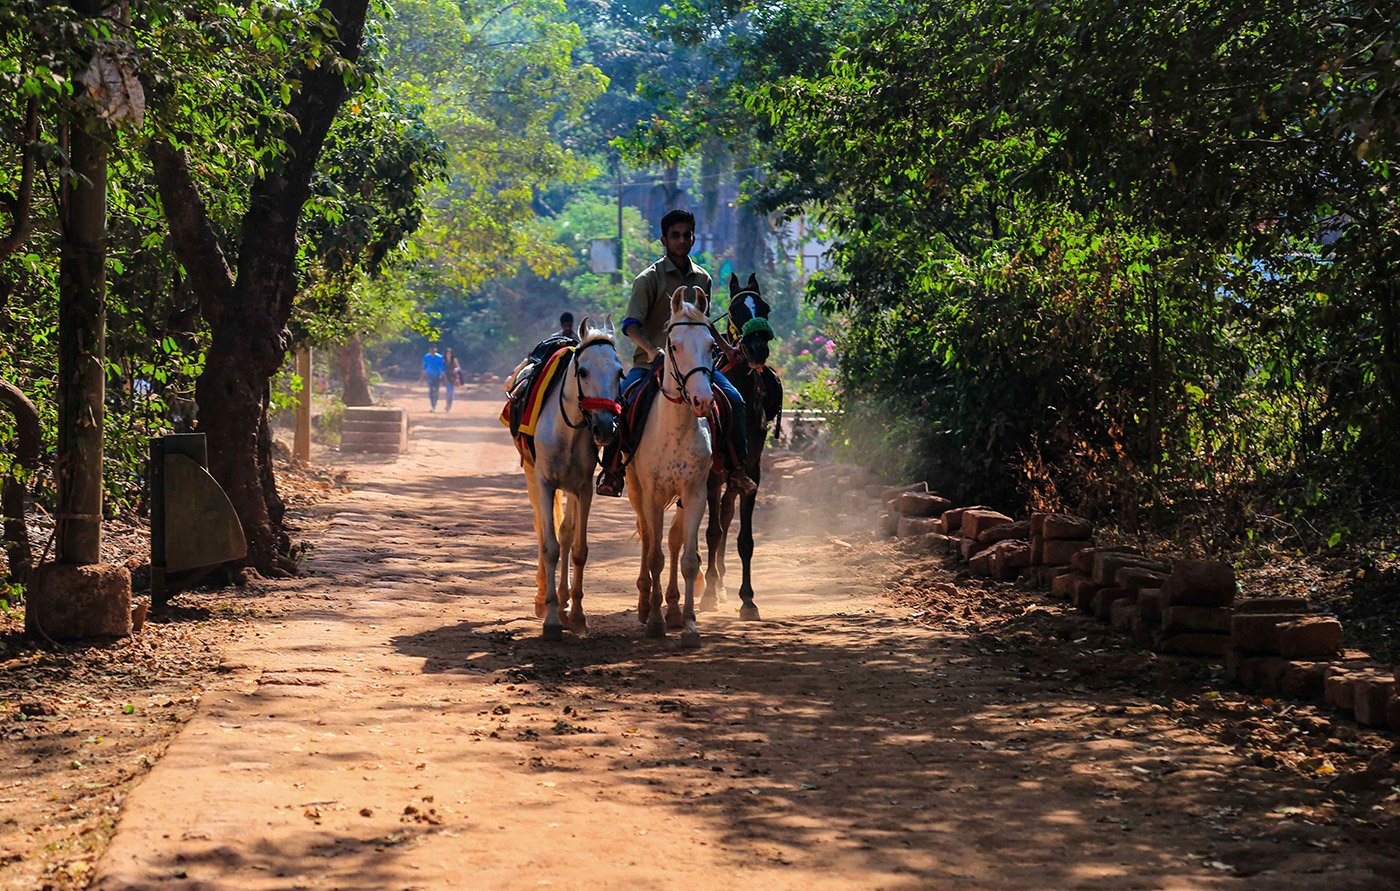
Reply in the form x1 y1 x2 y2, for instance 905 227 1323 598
595 208 756 497
443 348 463 412
421 344 446 412
558 311 578 342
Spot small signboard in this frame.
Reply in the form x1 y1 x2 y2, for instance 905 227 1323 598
589 238 618 274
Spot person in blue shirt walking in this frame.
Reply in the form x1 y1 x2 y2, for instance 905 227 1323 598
421 344 447 411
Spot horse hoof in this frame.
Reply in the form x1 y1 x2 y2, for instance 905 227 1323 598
665 609 685 630
542 623 564 642
645 619 666 639
680 629 701 649
738 604 761 621
697 595 718 613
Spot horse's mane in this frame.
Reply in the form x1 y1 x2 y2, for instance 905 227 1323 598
670 301 709 325
579 327 614 347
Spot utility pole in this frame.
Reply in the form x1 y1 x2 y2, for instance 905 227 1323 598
614 161 624 285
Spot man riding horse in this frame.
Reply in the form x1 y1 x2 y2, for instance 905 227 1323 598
595 209 758 498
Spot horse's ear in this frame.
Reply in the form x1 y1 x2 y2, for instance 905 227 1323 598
579 315 593 337
670 286 686 316
602 312 614 333
695 286 710 315
728 272 740 294
747 272 759 290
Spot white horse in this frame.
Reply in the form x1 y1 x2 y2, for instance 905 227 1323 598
627 287 717 648
522 317 624 640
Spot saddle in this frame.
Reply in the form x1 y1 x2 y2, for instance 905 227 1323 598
716 354 783 424
620 361 734 466
499 335 577 455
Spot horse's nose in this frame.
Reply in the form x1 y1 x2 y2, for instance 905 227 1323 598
591 413 617 446
691 395 713 417
744 338 770 368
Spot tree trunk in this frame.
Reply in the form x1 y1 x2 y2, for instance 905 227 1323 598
338 336 373 406
151 0 371 574
0 379 41 586
661 161 683 213
56 99 107 565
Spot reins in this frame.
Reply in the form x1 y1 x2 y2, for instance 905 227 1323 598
661 320 715 406
558 339 622 430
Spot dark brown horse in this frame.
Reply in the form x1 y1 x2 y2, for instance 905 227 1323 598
700 273 782 620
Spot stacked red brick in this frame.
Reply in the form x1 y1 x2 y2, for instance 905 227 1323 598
1028 513 1094 587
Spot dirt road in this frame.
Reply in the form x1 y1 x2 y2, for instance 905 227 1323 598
91 386 1396 889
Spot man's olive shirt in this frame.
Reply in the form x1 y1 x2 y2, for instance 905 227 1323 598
622 256 712 368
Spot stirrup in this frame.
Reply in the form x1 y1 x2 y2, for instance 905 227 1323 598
595 468 625 497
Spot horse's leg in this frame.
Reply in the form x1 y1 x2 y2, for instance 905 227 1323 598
700 473 724 612
568 488 592 634
530 478 565 640
678 481 707 649
716 487 738 602
664 510 685 629
737 486 761 621
629 483 652 624
526 472 548 618
644 500 667 638
555 491 576 632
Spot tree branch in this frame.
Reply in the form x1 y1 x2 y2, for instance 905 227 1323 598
147 140 236 325
0 98 39 261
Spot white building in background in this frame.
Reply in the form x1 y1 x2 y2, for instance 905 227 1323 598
778 215 834 278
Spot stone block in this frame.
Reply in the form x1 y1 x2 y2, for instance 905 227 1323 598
1115 566 1169 594
1136 589 1165 624
1161 606 1234 635
897 516 941 538
978 519 1030 546
1093 552 1170 586
1279 661 1327 701
987 540 1032 580
1159 633 1231 658
1042 538 1094 567
878 512 898 537
1110 599 1137 631
1073 579 1107 612
1235 597 1312 615
1231 612 1309 656
27 562 133 640
1092 587 1134 620
1071 545 1140 574
1276 616 1343 659
1030 535 1044 565
1236 656 1290 692
897 492 952 518
1162 559 1237 607
1037 565 1074 587
1388 695 1400 733
1325 674 1360 712
923 533 957 555
940 505 991 535
1354 677 1396 728
882 483 928 510
1041 514 1094 540
960 536 985 560
1051 572 1085 601
961 509 1014 539
968 549 996 577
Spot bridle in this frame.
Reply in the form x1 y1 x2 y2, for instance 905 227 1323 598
558 339 622 430
661 320 715 406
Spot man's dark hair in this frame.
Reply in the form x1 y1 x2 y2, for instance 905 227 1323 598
560 311 574 327
659 209 696 235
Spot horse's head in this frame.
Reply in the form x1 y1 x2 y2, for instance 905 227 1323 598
727 272 774 369
574 315 623 446
664 286 715 417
